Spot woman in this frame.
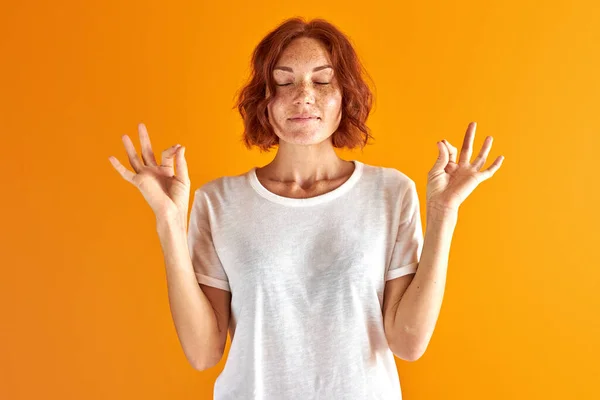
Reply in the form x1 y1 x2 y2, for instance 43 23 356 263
109 17 503 400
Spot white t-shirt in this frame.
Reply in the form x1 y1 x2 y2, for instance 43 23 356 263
187 159 423 400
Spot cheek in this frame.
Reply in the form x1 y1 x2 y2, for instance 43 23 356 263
325 95 340 107
323 90 342 111
318 83 341 103
269 98 286 114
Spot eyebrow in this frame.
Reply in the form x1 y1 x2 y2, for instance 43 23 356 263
273 64 333 73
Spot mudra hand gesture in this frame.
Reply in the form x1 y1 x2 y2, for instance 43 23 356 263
108 123 190 223
426 122 505 212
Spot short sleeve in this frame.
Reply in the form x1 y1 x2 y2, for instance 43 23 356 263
385 180 424 281
187 189 231 292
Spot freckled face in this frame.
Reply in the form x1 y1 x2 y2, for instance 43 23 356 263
266 37 343 146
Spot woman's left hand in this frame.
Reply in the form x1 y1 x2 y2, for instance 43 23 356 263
426 122 504 212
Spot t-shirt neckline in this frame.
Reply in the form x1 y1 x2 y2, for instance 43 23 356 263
248 160 364 207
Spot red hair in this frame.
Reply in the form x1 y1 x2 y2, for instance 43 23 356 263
233 17 376 153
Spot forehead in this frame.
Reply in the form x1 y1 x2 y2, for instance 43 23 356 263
274 37 332 70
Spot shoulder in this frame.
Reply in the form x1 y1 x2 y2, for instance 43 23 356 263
361 161 416 191
192 168 251 206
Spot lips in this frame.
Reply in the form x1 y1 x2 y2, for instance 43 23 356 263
289 114 320 120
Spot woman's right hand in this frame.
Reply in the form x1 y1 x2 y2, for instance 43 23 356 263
108 123 190 223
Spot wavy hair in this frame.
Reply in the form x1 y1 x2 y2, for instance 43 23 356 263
233 17 376 153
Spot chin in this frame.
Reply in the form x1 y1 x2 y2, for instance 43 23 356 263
281 132 332 146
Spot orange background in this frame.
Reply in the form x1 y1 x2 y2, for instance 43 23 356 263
1 1 598 399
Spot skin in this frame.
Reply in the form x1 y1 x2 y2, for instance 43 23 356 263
108 36 506 364
256 36 355 197
384 122 505 361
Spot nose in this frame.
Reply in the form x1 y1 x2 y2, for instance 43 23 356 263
293 82 316 105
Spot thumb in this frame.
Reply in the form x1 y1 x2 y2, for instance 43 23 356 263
430 141 449 173
175 146 190 185
161 144 181 168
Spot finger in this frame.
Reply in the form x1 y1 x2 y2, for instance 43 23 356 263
458 122 476 165
122 135 144 172
472 136 493 170
430 141 448 175
442 140 457 164
161 144 181 169
478 155 504 181
175 146 190 184
108 156 136 184
138 123 158 167
459 122 477 164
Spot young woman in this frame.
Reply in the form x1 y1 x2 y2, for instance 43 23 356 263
109 17 503 400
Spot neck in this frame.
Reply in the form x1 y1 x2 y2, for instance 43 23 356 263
259 140 351 187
